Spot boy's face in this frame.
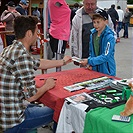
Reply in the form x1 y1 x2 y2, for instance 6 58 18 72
93 18 107 32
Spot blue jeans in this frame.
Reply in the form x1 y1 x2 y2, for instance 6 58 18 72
4 104 54 133
123 22 129 38
117 22 123 37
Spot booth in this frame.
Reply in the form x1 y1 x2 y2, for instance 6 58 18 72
130 16 133 25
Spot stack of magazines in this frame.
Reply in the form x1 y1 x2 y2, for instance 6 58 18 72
64 76 113 92
110 79 129 90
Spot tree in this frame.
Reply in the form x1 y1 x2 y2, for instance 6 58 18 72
73 0 82 2
127 0 133 4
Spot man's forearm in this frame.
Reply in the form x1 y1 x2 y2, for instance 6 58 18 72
39 59 64 70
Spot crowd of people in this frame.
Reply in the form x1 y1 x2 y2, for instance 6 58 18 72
0 0 133 133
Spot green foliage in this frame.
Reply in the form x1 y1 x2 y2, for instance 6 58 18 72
127 0 133 4
73 0 82 2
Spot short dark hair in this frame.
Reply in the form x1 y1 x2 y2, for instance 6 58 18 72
74 3 79 8
117 6 121 9
111 4 115 9
13 15 38 39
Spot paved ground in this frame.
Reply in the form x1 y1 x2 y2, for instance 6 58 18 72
35 27 133 78
34 27 133 133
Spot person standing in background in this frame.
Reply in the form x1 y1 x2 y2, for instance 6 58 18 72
116 5 124 42
70 0 95 60
48 0 71 72
24 0 29 15
122 8 132 38
69 0 115 63
107 4 119 31
0 1 21 46
70 3 80 24
15 0 28 15
32 7 41 20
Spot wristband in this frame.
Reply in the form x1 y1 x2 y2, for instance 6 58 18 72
63 59 66 65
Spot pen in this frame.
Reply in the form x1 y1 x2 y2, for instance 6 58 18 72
39 78 57 80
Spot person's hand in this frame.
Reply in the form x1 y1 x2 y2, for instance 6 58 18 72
86 65 92 70
80 59 88 66
73 61 80 66
44 78 56 91
72 56 82 66
63 55 72 65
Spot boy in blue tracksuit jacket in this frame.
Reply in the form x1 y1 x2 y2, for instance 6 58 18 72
81 9 116 76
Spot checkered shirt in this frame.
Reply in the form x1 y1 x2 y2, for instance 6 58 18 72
0 40 40 131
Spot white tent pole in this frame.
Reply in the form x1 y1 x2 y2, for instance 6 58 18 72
42 0 48 73
43 0 48 60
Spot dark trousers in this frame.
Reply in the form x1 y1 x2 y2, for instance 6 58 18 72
123 22 129 38
49 34 67 58
117 22 123 37
49 34 67 71
4 104 54 133
6 35 15 46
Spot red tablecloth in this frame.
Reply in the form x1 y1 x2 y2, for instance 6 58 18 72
35 68 116 122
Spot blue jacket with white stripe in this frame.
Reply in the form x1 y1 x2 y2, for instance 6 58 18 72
88 25 116 76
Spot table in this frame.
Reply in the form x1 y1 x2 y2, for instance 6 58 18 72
56 101 88 133
56 100 133 133
83 104 133 133
35 68 112 122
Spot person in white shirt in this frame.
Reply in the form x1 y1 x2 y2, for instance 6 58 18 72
69 0 116 62
116 6 124 42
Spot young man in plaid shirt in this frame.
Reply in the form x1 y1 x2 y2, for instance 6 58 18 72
0 15 71 133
